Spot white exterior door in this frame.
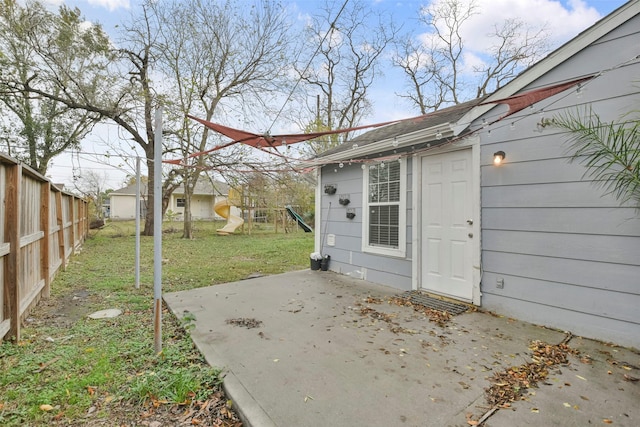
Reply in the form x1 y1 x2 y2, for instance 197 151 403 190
421 149 474 301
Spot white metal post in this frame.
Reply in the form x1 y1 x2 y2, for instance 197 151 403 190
153 107 163 354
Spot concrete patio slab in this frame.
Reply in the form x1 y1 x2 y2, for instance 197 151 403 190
164 270 639 427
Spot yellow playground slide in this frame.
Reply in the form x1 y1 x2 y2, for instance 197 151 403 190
214 189 244 235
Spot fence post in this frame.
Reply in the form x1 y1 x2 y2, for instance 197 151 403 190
69 197 75 255
41 183 51 299
56 192 66 271
4 163 21 340
84 200 89 238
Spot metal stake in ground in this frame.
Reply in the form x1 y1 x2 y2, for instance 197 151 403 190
153 106 163 354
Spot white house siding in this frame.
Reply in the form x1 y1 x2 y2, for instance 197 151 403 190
319 162 413 290
477 16 640 348
109 194 138 220
169 195 216 220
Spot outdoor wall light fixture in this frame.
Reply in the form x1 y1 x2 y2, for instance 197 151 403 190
339 194 351 206
493 151 506 165
346 208 356 219
324 184 337 195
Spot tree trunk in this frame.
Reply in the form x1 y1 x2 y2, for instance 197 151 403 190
183 198 193 239
182 175 196 239
143 158 155 236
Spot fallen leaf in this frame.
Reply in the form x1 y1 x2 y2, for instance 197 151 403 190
531 408 539 413
576 375 587 381
580 395 590 401
40 404 54 412
273 359 279 363
467 420 479 426
87 386 96 396
603 419 613 424
623 374 639 382
304 395 314 403
563 402 571 408
622 366 632 371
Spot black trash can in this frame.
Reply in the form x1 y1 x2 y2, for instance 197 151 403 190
310 258 321 270
320 255 330 271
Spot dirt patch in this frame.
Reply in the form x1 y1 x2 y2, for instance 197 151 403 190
28 289 97 328
80 392 242 427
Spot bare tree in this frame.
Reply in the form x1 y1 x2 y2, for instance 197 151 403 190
0 0 110 175
148 0 295 238
393 0 549 113
72 169 112 220
0 0 166 235
474 18 549 98
294 0 398 154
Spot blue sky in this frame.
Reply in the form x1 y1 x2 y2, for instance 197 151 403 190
43 0 628 186
55 0 625 124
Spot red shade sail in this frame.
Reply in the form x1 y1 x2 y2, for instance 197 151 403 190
480 76 594 119
182 114 402 157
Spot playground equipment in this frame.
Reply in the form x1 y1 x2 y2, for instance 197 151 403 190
285 205 313 232
215 188 244 235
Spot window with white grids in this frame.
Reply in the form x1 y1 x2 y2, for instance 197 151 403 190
362 159 406 257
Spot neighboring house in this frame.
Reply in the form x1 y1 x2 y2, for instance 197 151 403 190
102 197 111 218
314 1 640 349
109 179 230 220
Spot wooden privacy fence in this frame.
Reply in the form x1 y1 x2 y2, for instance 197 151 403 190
1 153 88 341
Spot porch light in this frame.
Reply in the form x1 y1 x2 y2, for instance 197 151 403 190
493 151 506 165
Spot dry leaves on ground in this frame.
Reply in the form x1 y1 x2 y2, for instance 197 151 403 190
484 339 579 407
387 296 453 326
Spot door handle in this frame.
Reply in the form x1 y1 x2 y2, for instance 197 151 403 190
468 233 473 238
466 219 473 225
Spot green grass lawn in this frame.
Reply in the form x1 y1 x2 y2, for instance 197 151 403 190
0 220 314 426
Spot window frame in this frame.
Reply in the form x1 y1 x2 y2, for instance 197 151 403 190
176 198 185 208
361 158 407 257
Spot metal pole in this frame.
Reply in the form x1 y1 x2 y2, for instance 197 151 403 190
153 106 163 354
135 156 141 289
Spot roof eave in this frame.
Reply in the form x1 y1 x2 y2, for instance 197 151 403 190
318 123 454 163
